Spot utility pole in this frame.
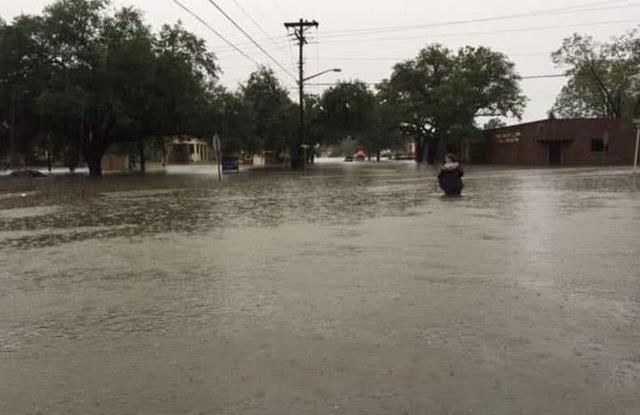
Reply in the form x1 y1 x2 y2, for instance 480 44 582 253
285 19 318 169
9 87 17 170
633 118 640 174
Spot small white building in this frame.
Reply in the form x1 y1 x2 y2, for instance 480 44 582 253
168 137 211 163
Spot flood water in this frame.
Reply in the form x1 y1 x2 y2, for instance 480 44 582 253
1 162 639 414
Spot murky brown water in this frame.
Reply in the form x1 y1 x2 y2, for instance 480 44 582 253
1 162 639 414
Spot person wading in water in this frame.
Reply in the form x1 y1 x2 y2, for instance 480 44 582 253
437 153 464 196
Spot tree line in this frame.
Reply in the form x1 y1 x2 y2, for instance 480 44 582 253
1 0 638 175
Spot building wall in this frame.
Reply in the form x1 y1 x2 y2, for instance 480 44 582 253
168 140 211 164
486 123 545 165
486 119 637 166
101 154 129 172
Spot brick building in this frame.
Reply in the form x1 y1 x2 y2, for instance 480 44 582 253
485 119 637 166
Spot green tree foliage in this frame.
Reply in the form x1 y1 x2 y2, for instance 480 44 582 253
552 30 640 120
320 81 375 140
483 118 507 130
317 80 405 160
208 85 257 155
0 0 219 175
0 14 50 166
304 94 324 145
384 44 525 163
319 81 379 158
239 67 296 157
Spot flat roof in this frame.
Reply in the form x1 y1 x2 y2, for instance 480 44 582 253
486 118 619 132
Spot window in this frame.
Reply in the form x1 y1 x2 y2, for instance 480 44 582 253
591 139 607 152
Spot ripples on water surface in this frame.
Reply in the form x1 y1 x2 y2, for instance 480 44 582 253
1 162 639 415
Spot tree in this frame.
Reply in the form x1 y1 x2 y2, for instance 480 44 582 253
0 14 50 166
483 118 507 130
385 44 525 164
151 21 219 138
370 81 405 160
240 67 295 158
552 30 640 119
208 85 257 155
304 94 324 154
320 80 380 159
0 0 220 175
320 81 375 140
317 81 404 161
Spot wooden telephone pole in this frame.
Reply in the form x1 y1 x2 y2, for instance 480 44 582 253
284 19 318 169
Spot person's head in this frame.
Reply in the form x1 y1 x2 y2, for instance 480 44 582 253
445 153 457 164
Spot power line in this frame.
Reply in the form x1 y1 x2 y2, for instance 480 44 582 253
318 57 404 62
305 82 377 87
313 52 552 63
319 0 637 37
170 0 260 66
304 74 569 88
202 0 297 81
316 18 639 45
252 0 298 74
211 0 638 52
228 0 284 52
212 0 296 73
521 74 568 79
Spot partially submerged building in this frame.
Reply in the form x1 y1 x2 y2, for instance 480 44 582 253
485 119 637 166
168 137 211 164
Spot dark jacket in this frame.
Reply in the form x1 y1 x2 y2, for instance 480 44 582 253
437 163 464 195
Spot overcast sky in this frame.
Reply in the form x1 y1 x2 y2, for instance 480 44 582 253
3 0 639 123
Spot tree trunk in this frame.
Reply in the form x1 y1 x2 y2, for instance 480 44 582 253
161 143 168 167
86 152 103 177
46 133 52 173
415 138 424 163
67 141 80 173
85 141 107 177
376 151 381 162
426 140 439 165
138 140 146 174
291 146 303 170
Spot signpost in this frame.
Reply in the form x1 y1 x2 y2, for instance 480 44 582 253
301 144 310 173
213 134 222 182
633 119 640 174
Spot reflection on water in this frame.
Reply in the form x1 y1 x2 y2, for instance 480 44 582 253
1 163 639 415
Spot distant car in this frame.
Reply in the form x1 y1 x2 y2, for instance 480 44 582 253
354 153 366 161
344 155 354 162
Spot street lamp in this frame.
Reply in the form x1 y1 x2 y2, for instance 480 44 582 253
301 68 342 83
294 68 342 169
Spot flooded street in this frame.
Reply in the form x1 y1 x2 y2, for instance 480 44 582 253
1 162 639 414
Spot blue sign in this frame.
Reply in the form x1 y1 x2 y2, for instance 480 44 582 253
222 157 239 173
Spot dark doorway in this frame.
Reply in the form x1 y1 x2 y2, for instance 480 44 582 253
548 142 562 166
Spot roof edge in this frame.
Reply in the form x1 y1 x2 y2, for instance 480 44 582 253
485 118 624 132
